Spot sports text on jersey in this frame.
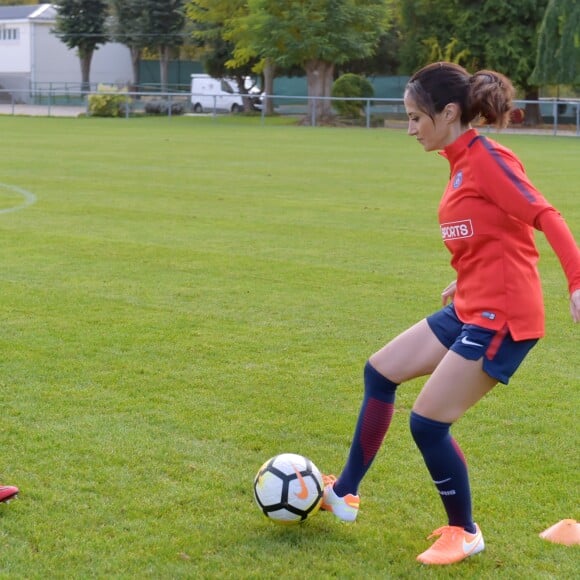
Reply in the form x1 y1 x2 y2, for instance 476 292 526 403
440 219 474 241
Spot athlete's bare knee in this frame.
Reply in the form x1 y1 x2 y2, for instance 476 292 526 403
369 320 447 382
368 347 401 383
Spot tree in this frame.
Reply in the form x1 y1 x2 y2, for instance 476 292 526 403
53 0 109 92
422 37 470 66
532 0 580 86
187 0 260 112
109 0 148 90
455 0 550 125
245 0 389 120
395 0 550 125
339 28 401 78
396 0 463 73
140 0 186 91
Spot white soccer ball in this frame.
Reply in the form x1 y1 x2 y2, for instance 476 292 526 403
253 453 324 524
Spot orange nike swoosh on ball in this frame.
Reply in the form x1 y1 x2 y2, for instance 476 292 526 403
292 465 309 499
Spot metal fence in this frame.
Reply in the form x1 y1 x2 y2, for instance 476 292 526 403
263 94 580 135
0 87 579 136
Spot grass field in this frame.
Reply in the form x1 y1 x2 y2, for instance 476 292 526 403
0 115 578 578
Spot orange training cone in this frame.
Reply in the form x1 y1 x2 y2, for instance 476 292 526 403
539 519 580 546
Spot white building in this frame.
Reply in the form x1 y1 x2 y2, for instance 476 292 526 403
0 3 132 103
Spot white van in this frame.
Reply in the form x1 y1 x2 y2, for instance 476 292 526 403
190 74 243 113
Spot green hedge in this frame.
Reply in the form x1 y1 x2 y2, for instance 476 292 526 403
331 74 374 118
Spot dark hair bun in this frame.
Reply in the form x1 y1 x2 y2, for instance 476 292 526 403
468 71 515 128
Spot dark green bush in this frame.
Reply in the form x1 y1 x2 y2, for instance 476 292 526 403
144 100 186 116
331 74 374 118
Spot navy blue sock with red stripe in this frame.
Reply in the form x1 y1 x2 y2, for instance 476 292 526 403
410 411 476 533
334 361 397 497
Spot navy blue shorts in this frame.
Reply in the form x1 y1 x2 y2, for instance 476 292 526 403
426 304 538 384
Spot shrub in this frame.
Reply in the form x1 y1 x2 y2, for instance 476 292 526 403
331 74 374 118
88 85 130 117
144 100 186 116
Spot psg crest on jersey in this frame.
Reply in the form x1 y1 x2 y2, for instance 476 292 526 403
453 171 463 188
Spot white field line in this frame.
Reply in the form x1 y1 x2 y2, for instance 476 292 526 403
0 183 37 214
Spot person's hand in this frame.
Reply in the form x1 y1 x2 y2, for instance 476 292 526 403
570 289 580 322
441 280 457 306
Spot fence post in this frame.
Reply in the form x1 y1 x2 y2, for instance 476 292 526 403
261 94 267 125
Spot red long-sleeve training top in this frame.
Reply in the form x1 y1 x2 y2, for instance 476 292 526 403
439 128 580 340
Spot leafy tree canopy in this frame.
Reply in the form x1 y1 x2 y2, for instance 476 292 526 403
532 0 580 86
109 0 149 49
187 0 259 80
244 0 390 118
53 0 109 55
396 0 463 73
245 0 390 69
139 0 186 50
396 0 549 92
459 0 549 91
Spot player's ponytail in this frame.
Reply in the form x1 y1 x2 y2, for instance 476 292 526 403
406 62 515 129
467 70 514 128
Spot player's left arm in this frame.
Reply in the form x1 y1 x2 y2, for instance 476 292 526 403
473 140 580 322
570 289 580 323
472 138 552 224
536 207 580 323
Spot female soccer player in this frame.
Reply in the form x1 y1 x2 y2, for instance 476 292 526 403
321 62 580 565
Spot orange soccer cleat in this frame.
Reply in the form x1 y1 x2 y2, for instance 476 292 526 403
320 474 360 522
0 486 19 503
417 524 485 565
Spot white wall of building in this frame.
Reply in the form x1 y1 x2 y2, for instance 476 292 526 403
89 43 133 86
0 5 133 101
32 22 132 86
0 20 31 73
